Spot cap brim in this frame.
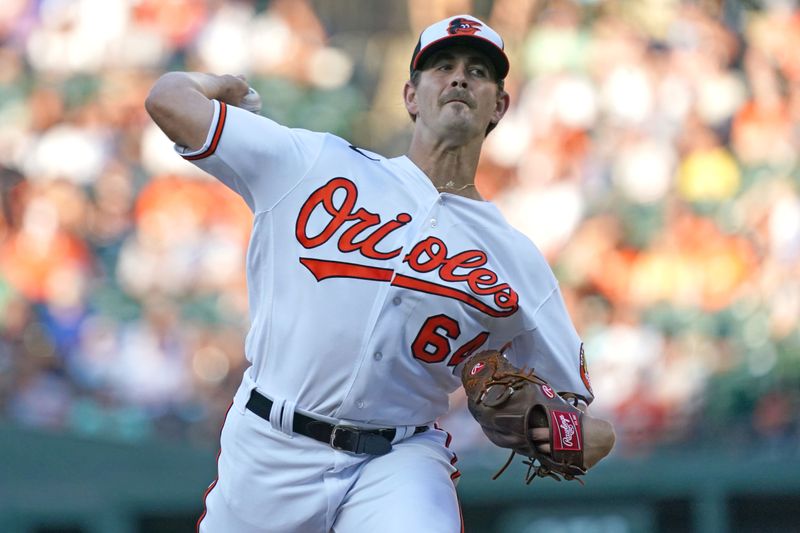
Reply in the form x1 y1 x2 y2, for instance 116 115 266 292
412 35 509 79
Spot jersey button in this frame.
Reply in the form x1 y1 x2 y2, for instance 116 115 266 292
430 218 437 227
374 351 383 361
356 400 365 409
392 296 401 306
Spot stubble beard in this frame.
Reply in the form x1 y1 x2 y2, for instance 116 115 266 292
436 104 484 143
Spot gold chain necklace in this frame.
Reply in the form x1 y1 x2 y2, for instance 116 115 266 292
435 180 476 193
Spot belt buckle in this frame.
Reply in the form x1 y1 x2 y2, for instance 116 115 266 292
329 425 360 452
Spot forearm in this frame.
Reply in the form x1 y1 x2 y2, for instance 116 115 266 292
145 72 250 150
151 72 249 103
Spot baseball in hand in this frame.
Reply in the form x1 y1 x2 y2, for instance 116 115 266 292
239 87 262 114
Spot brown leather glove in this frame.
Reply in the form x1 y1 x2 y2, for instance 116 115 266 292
462 349 589 484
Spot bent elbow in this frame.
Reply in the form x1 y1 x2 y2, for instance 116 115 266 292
144 83 175 124
143 73 214 149
143 91 158 118
145 72 189 121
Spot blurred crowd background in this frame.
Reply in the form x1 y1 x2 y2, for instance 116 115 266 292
1 0 798 460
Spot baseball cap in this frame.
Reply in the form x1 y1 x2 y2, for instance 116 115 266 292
410 15 509 79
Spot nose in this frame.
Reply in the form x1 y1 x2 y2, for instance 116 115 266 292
449 64 469 89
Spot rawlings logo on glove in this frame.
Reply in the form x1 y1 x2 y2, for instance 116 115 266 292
552 411 581 450
461 350 589 484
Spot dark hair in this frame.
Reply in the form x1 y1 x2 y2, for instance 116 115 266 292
408 70 505 136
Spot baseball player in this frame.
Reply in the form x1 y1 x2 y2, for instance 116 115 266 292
146 14 614 533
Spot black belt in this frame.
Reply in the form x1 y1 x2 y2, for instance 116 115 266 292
246 389 428 456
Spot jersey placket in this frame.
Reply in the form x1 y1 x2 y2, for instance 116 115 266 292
334 195 445 423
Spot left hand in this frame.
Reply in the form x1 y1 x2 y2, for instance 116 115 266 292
531 427 550 454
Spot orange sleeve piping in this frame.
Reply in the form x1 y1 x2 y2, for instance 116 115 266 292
183 102 227 161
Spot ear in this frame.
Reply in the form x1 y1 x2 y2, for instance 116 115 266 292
490 90 511 128
403 80 418 117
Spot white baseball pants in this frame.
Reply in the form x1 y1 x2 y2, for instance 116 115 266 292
197 401 463 532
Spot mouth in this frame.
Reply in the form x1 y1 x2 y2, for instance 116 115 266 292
444 98 472 108
440 91 473 108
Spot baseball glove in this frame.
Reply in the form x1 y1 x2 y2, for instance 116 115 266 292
461 349 587 484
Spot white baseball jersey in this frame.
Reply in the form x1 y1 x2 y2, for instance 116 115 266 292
177 100 594 427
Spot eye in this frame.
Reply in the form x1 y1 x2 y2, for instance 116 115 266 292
469 66 488 77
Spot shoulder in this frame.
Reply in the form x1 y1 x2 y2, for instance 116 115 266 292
479 203 548 255
321 134 388 163
482 207 559 283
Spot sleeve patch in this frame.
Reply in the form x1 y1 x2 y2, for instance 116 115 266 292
579 343 593 395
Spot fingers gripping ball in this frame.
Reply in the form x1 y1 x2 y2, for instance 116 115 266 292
461 350 587 484
239 87 262 114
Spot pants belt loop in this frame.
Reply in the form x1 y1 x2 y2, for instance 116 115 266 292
269 397 286 434
281 400 296 435
391 425 414 444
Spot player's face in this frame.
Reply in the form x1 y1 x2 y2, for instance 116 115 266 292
404 46 509 142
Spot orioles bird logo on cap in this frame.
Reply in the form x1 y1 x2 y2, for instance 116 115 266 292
448 17 482 36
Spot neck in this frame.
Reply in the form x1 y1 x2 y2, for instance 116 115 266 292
406 131 485 200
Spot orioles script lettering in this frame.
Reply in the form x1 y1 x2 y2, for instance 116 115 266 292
295 177 519 318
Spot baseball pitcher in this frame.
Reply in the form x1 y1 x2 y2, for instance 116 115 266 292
145 14 615 533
